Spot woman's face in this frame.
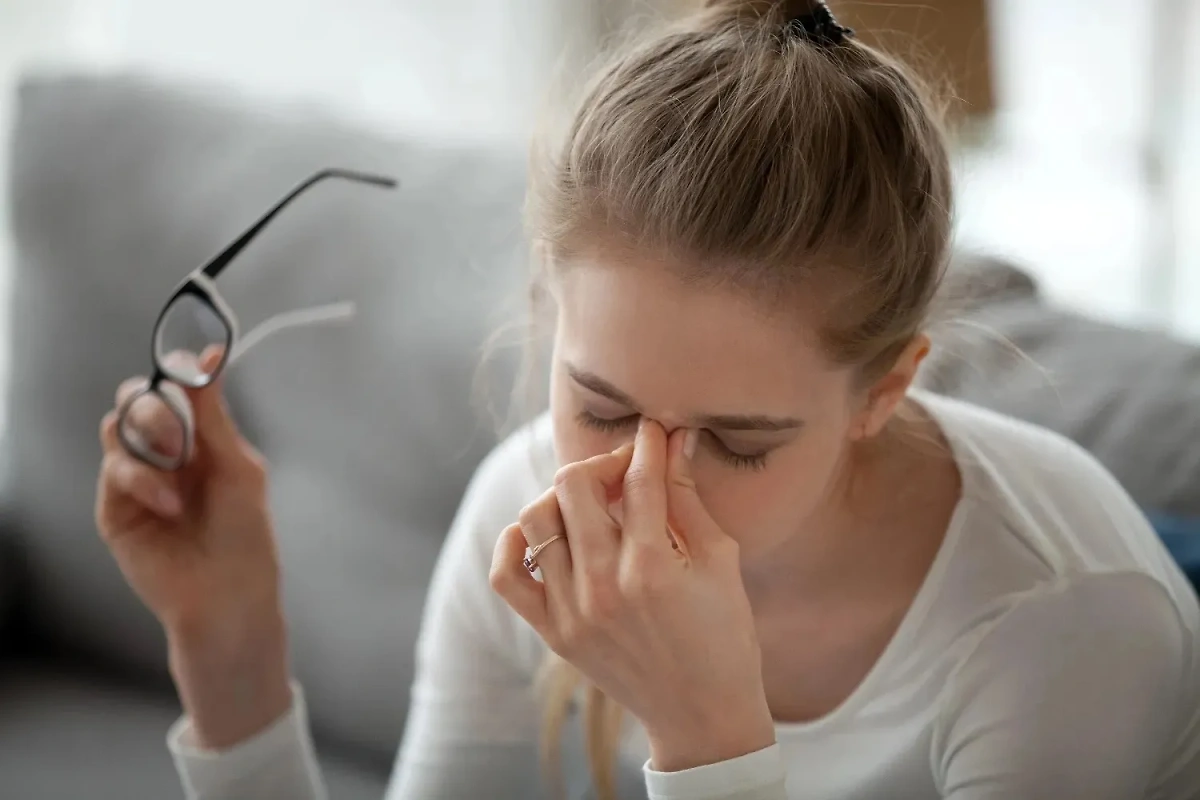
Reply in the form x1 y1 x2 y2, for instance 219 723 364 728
548 251 902 564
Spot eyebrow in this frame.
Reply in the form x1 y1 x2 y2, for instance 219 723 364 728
567 365 804 433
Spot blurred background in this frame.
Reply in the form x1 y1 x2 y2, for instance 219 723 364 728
3 1 1200 361
0 2 1198 799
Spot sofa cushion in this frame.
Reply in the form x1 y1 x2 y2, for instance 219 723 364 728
1152 515 1200 590
921 256 1200 518
6 72 528 758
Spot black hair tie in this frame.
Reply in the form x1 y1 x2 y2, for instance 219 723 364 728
786 2 854 47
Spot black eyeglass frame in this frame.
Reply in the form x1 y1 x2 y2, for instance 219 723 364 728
116 168 398 471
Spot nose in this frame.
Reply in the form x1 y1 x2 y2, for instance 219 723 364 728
641 415 686 438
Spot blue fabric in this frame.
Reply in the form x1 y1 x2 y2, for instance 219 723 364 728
1149 513 1200 589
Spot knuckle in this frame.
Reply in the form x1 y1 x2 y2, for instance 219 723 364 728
517 492 559 539
708 536 741 565
553 461 587 489
554 619 586 658
580 573 622 623
115 377 147 406
621 547 668 599
99 411 118 443
516 505 538 540
487 560 511 595
488 526 524 597
102 452 132 491
215 443 268 492
95 458 117 521
240 446 270 483
668 470 696 492
542 627 568 658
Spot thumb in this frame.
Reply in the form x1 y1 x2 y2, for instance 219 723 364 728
185 346 251 469
589 443 635 505
666 428 726 554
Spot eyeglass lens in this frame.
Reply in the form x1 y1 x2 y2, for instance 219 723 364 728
155 294 231 387
118 382 194 471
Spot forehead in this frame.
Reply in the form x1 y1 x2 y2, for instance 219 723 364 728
552 258 845 415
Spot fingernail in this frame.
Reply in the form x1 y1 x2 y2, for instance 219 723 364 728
683 429 698 459
157 488 181 517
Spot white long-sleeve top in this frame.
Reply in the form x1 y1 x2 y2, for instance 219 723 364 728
168 391 1200 799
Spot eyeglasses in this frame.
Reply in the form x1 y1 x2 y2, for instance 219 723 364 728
117 168 398 471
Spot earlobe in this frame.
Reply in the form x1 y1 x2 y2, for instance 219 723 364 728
851 391 892 441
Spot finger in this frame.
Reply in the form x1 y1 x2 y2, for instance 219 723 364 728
489 522 549 633
517 487 574 608
554 445 634 612
666 427 728 558
622 418 671 550
115 376 149 408
553 444 634 547
118 384 189 462
99 451 183 520
114 376 189 463
100 410 121 453
185 346 252 469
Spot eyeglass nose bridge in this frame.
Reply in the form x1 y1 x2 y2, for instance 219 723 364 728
115 378 196 472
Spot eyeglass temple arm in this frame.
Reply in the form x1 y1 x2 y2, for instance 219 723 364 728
200 168 397 280
228 302 358 365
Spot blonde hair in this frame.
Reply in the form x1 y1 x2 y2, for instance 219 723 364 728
522 1 954 795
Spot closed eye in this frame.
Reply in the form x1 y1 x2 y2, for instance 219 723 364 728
575 409 639 433
705 430 771 471
576 410 772 470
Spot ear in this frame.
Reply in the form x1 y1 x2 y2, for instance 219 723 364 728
851 334 930 440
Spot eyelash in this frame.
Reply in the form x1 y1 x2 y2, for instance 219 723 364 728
575 410 770 471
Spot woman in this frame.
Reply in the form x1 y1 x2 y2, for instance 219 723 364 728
94 2 1200 798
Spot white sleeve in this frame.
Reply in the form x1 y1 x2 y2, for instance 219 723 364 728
168 428 549 800
383 429 549 798
168 682 326 800
932 571 1191 800
642 744 788 800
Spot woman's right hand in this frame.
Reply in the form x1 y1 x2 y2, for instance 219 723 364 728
95 348 293 749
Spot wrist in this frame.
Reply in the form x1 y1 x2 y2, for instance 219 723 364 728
645 698 776 773
166 607 293 751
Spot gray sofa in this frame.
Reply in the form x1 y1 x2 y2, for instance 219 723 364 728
0 73 1197 799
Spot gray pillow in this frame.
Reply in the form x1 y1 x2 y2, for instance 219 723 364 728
922 256 1200 518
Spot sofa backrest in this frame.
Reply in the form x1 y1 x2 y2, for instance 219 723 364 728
5 72 528 759
922 255 1200 519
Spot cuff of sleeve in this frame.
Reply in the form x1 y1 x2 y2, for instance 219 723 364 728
168 680 325 800
643 743 786 800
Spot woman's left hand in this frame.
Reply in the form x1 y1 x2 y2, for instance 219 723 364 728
490 419 776 772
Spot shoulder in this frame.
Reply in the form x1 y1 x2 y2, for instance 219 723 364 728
914 391 1180 579
915 389 1122 498
948 571 1189 679
931 571 1194 796
453 412 556 534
